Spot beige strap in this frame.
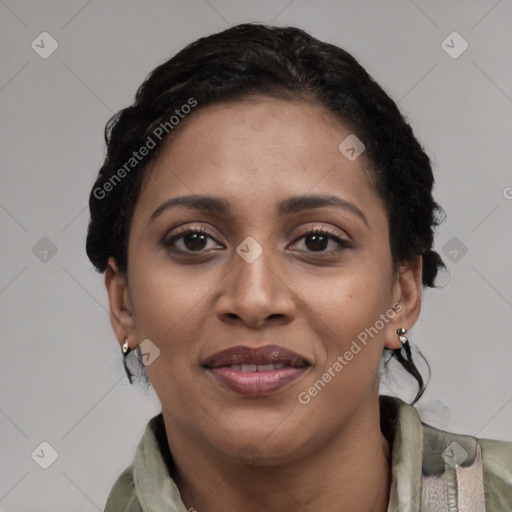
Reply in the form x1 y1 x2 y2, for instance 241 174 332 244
420 442 485 511
455 443 486 512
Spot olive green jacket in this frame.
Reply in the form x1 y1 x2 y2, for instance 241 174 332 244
104 395 512 511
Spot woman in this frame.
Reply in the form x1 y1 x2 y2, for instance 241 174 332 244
86 23 511 512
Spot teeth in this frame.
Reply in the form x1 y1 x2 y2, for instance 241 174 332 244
231 363 286 372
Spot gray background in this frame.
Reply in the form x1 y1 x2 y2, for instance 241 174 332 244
1 1 511 510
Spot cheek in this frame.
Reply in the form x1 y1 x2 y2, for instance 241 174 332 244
130 256 215 331
307 263 393 368
129 266 206 408
299 280 393 418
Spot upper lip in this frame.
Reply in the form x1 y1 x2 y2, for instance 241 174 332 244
203 345 310 368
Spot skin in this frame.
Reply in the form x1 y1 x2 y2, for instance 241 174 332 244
105 96 422 512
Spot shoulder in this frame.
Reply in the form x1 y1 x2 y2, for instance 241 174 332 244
104 464 142 512
103 413 179 511
380 395 512 510
478 437 512 509
421 416 512 510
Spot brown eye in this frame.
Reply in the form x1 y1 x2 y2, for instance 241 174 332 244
304 232 329 251
181 232 208 251
291 228 351 254
162 227 223 253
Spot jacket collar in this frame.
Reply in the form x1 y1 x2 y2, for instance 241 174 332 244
380 395 423 511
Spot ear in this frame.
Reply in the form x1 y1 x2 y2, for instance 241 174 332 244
104 257 137 351
384 255 423 350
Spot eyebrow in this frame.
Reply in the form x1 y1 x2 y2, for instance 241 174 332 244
148 193 369 227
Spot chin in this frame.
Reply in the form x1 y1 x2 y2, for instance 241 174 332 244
207 415 309 466
227 436 304 467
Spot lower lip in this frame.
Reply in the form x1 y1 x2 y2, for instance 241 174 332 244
207 366 307 396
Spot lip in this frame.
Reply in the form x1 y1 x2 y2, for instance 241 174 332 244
203 345 310 397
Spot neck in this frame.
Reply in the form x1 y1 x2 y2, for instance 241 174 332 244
164 396 392 512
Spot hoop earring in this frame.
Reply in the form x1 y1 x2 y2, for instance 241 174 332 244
122 338 133 384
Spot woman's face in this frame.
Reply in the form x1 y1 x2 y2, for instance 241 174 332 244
107 96 421 463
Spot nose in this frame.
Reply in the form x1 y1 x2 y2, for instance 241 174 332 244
215 246 296 329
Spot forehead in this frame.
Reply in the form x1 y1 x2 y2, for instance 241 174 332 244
135 97 385 225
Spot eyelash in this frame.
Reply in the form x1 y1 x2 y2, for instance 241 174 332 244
162 226 351 255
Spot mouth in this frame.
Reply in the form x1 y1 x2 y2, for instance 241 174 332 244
203 345 311 397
